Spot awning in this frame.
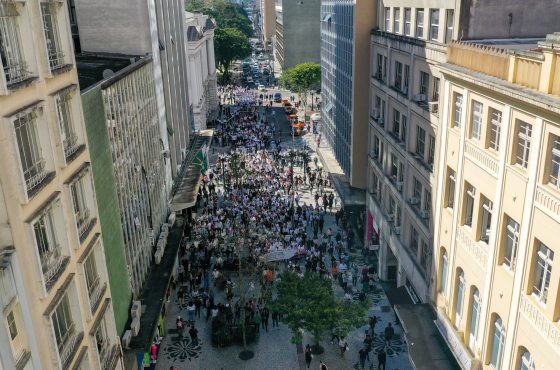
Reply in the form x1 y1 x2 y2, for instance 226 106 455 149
169 130 213 212
394 304 460 370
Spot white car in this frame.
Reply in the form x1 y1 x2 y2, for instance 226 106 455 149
258 84 266 91
311 113 321 121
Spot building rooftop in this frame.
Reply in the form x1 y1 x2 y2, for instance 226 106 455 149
75 53 138 91
465 38 543 52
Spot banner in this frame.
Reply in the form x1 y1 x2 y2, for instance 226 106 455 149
264 248 297 262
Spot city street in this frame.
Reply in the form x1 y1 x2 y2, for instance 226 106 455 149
155 91 413 370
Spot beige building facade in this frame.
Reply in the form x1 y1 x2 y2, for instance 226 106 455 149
434 35 560 370
0 0 121 369
261 0 276 42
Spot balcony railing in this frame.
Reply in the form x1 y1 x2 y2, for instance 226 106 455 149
101 343 120 370
4 61 31 87
77 209 95 242
48 49 66 72
24 159 47 192
59 330 83 369
14 348 31 370
63 134 80 159
43 253 69 291
89 281 107 314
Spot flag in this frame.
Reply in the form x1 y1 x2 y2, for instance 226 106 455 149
193 144 209 175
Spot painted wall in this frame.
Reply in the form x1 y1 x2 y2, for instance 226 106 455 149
81 86 132 335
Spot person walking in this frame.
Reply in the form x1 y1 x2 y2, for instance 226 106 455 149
261 307 270 332
188 325 199 346
377 347 387 370
305 344 313 369
338 336 348 357
271 309 279 327
384 322 394 346
369 315 378 334
319 361 328 370
177 287 185 306
253 310 262 333
358 346 370 370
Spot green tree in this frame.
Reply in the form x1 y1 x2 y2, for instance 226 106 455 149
186 0 254 38
271 271 369 352
214 28 251 83
279 63 321 110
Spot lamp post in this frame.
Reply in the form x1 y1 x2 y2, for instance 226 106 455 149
310 90 316 111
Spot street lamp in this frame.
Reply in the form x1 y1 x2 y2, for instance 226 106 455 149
310 90 316 111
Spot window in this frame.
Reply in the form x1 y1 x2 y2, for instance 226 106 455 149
392 109 401 138
391 154 398 179
420 71 430 97
520 351 535 370
490 316 505 369
480 196 493 243
401 114 407 143
404 8 411 35
398 162 404 182
447 169 456 208
6 310 17 340
376 54 383 78
41 2 65 70
455 271 465 327
420 240 430 272
0 3 29 85
440 250 449 294
503 217 519 271
14 110 46 191
0 265 16 307
410 226 419 254
393 8 400 33
413 177 422 202
416 127 426 157
71 175 92 239
469 289 480 351
533 242 554 304
432 77 440 101
372 136 380 158
385 7 390 31
95 315 111 363
428 136 435 166
429 9 440 41
34 204 63 283
464 184 475 227
403 64 410 92
84 252 100 297
423 190 431 215
488 108 502 151
445 9 454 43
415 9 424 38
549 136 560 189
394 61 402 89
471 101 483 140
454 93 463 128
382 56 387 82
52 294 75 356
516 121 532 168
56 92 79 159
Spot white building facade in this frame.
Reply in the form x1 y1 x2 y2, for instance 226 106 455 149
185 11 219 131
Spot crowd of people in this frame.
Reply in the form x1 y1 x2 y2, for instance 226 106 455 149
162 90 391 370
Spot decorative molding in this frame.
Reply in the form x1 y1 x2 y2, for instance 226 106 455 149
464 142 498 176
456 226 488 270
519 294 560 353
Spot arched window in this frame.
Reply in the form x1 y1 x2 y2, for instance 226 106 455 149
490 316 505 369
455 270 465 327
520 350 535 370
468 288 480 351
440 249 448 294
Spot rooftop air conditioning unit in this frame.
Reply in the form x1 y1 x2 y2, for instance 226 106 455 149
409 197 419 205
413 94 426 102
428 101 439 114
131 301 142 319
130 318 140 336
122 330 132 348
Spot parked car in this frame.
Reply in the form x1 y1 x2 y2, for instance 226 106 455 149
274 92 282 102
258 84 266 91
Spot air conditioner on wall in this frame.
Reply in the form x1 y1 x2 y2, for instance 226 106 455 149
394 226 401 235
420 210 430 219
428 101 439 114
396 182 403 191
371 108 380 119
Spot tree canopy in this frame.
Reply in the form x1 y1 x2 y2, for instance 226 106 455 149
186 0 254 38
270 271 369 346
214 27 251 81
279 63 321 108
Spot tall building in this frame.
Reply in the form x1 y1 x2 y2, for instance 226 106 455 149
261 0 276 43
320 0 376 189
0 0 121 369
185 11 219 131
433 34 560 370
275 0 321 69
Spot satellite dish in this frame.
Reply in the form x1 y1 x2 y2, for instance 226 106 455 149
102 69 115 79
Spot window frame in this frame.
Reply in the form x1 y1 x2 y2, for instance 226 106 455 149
515 120 532 169
393 8 400 34
429 9 440 41
415 9 424 38
385 7 391 31
532 242 554 304
404 8 411 36
453 93 463 128
503 217 519 271
471 100 483 141
488 108 502 151
548 135 560 189
445 9 454 43
464 184 475 227
447 169 456 209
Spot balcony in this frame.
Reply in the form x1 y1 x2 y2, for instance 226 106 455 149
77 209 96 243
464 142 498 177
100 343 121 370
15 349 31 370
89 281 107 314
43 252 70 291
59 330 84 369
455 226 488 271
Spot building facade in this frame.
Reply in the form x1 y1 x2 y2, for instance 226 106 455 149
0 0 121 368
261 0 276 43
275 0 321 69
185 11 219 132
320 0 375 189
433 35 560 370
